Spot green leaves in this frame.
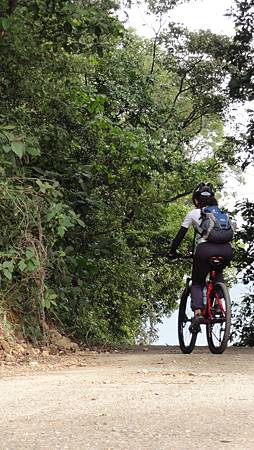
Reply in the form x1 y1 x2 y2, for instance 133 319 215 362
11 141 25 158
0 124 16 130
87 95 108 114
0 246 40 282
27 147 41 156
46 201 85 239
36 180 59 195
18 259 27 272
2 260 14 280
0 128 41 159
0 17 11 31
42 288 57 310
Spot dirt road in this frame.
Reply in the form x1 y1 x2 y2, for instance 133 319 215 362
0 346 254 450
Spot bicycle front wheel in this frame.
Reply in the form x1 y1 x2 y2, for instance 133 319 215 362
206 282 231 354
178 286 197 354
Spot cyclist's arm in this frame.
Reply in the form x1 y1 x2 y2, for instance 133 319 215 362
169 210 196 254
170 226 188 254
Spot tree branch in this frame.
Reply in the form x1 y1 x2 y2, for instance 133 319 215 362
172 73 188 106
150 36 157 76
8 0 18 14
153 189 193 204
149 14 164 76
157 58 204 129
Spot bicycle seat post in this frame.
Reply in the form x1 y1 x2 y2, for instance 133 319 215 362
209 256 225 280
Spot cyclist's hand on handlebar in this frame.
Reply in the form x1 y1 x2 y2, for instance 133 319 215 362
184 252 194 259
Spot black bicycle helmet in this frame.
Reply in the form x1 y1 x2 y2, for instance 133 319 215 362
192 182 214 205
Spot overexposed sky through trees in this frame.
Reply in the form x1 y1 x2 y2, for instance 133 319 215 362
123 0 254 208
124 0 234 38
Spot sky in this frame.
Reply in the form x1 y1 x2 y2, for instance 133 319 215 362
124 0 235 38
122 0 254 345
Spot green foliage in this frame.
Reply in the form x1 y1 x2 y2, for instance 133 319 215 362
226 1 254 345
227 0 254 169
0 0 240 344
234 201 254 284
231 201 254 346
232 294 254 346
228 0 254 101
0 178 83 342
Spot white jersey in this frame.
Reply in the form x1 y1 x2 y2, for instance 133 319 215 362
181 208 207 244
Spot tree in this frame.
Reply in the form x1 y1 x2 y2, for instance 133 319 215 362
227 0 254 168
231 201 254 346
0 0 240 344
226 0 254 345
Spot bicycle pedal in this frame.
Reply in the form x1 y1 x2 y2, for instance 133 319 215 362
190 324 201 334
189 320 202 334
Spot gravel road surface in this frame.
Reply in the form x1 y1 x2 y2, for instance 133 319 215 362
0 346 254 450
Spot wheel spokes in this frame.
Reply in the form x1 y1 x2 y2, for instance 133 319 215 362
211 323 226 345
210 299 228 346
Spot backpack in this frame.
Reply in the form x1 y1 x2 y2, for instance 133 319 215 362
196 206 234 244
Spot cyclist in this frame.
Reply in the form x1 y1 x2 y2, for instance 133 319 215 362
169 182 233 328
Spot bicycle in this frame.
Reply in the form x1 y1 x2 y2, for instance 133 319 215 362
178 255 231 354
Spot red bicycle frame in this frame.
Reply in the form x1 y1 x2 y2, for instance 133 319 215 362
203 269 226 320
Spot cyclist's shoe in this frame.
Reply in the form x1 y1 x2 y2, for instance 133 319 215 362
190 309 203 333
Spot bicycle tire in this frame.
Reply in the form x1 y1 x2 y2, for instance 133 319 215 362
178 286 197 354
206 282 231 354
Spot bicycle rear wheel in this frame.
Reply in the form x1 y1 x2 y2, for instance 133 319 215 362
178 285 197 354
206 282 231 354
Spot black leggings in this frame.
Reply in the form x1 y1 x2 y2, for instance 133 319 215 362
191 242 233 310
